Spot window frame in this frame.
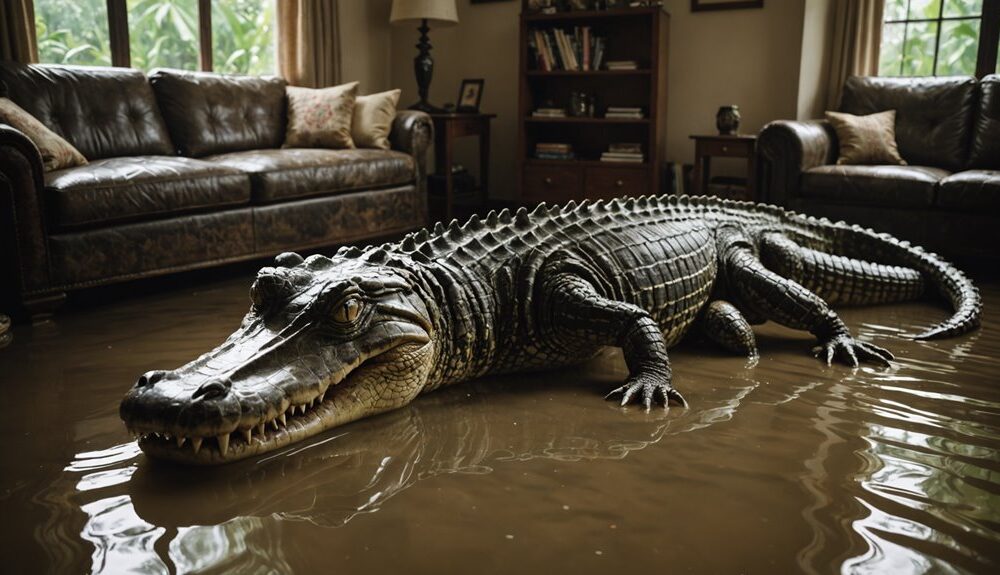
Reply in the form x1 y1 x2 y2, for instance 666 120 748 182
881 0 1000 78
39 0 269 73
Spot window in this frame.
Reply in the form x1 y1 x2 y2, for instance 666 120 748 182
879 0 1000 78
34 0 113 66
34 0 276 75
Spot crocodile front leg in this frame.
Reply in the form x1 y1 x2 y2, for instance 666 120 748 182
540 273 686 409
719 227 893 367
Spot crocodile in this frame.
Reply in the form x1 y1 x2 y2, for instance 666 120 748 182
119 195 982 464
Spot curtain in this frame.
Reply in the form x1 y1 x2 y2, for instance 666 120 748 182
277 0 342 88
827 0 884 110
0 0 38 63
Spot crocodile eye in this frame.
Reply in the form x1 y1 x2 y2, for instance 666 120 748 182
332 297 363 324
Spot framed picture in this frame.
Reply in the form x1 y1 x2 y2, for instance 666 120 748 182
691 0 763 11
457 79 485 113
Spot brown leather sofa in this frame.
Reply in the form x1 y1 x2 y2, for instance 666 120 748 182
0 63 432 318
758 75 999 262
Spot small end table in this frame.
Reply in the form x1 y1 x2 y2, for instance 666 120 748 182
689 134 758 200
429 113 496 221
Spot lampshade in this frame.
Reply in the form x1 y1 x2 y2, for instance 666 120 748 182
390 0 459 26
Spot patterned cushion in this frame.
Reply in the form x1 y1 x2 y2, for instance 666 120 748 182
352 89 401 150
284 82 358 149
825 109 906 166
0 97 87 172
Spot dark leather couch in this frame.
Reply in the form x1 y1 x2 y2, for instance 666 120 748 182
0 63 432 317
758 75 999 261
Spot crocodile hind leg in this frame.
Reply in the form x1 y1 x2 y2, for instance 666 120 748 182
698 300 758 358
718 227 893 367
540 273 686 409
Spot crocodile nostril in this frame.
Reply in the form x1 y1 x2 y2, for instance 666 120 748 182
136 370 168 388
193 379 231 400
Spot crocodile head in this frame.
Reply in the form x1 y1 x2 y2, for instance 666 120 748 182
119 251 436 465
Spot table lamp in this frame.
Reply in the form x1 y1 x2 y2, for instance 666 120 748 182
390 0 459 113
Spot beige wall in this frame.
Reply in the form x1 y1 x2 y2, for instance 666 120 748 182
339 0 393 93
342 0 825 199
797 0 835 120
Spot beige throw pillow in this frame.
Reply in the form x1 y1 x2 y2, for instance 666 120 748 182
825 110 906 166
0 97 87 172
352 89 401 150
284 82 359 149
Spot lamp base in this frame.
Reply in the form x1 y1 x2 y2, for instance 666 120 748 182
408 101 449 114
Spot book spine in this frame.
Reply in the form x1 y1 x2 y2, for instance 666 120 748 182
583 27 590 71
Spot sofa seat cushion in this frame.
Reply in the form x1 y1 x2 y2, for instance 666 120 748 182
936 170 1000 211
204 148 415 204
44 156 250 230
800 165 949 208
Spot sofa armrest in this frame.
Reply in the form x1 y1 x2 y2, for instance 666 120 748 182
390 110 433 183
757 120 837 205
0 122 52 306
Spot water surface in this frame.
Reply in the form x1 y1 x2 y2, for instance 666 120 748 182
1 277 998 574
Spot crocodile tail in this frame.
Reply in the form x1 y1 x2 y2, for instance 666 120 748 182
788 216 982 340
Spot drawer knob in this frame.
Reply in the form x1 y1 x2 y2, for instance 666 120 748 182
544 177 553 185
615 179 624 187
722 146 729 152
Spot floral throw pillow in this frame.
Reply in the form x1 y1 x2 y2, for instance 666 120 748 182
352 89 401 150
825 109 907 166
0 97 88 172
284 82 359 149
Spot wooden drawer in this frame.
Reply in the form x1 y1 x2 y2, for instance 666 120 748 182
523 165 582 204
696 138 753 158
584 166 650 200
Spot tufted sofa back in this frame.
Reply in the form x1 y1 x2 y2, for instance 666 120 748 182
149 69 287 157
840 75 978 172
970 74 999 169
0 62 174 160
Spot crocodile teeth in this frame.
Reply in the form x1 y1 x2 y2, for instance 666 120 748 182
256 423 265 436
217 433 230 456
191 437 203 455
271 419 280 431
278 413 286 426
243 428 252 444
176 436 187 448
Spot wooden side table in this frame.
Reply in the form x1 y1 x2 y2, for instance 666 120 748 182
689 134 758 200
429 113 496 221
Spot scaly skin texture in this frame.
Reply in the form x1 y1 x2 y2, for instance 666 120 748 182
119 195 982 464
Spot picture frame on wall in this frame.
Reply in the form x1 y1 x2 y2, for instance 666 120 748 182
691 0 763 11
457 79 485 113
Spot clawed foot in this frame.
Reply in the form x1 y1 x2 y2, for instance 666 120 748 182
813 333 893 367
605 373 687 410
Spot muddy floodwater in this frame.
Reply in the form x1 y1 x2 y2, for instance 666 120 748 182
1 274 999 574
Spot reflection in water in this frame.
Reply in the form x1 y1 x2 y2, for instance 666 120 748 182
2 279 999 574
56 357 757 573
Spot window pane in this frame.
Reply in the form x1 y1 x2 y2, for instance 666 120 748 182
942 0 981 17
879 23 906 76
885 0 909 21
212 0 276 75
903 21 938 76
34 0 112 66
936 19 980 76
908 0 941 19
127 0 200 72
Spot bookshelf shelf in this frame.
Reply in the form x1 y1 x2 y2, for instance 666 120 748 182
525 69 652 76
525 116 651 124
518 2 669 203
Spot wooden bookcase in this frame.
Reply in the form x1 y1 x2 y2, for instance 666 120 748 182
517 3 669 204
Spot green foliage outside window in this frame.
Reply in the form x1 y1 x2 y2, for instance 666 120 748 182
34 0 113 66
879 0 983 77
35 0 275 76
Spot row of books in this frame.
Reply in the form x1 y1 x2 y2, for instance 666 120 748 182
535 142 575 160
532 107 567 118
605 60 639 70
601 142 643 163
605 106 645 119
529 26 606 71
